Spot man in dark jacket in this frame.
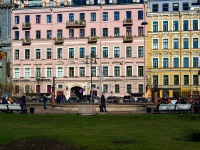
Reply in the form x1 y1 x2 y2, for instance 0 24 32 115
101 93 107 112
43 94 47 109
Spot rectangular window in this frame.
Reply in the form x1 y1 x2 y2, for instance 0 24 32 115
138 10 143 20
183 57 189 68
36 30 41 39
193 57 199 68
91 28 96 37
163 21 168 31
183 38 189 49
139 84 143 93
57 29 62 39
173 38 179 49
36 68 41 78
103 47 108 58
174 75 179 85
15 16 20 24
103 12 108 21
193 75 198 85
91 13 96 21
69 13 74 22
138 46 144 57
153 58 158 68
25 15 30 23
91 67 96 77
126 11 131 19
91 47 96 58
25 49 30 59
36 49 41 59
57 67 63 77
163 75 169 85
173 3 179 11
69 67 74 77
138 66 143 77
36 15 41 23
25 31 30 39
14 31 19 40
69 29 74 38
114 47 120 58
103 84 108 93
47 68 52 78
80 13 85 20
173 21 179 31
183 20 188 31
114 12 119 20
25 68 30 78
138 27 143 36
193 20 198 30
126 46 132 57
57 48 62 59
80 29 85 37
153 22 158 32
47 15 52 23
47 30 52 39
69 48 74 58
80 67 85 77
115 84 120 93
46 48 52 59
163 3 168 11
153 75 158 85
152 4 158 12
153 39 158 49
114 27 120 36
15 68 20 78
57 14 62 22
183 2 189 10
25 85 30 93
103 28 108 37
126 27 132 35
114 66 120 77
163 39 168 49
184 75 189 85
193 38 198 48
15 85 19 94
103 66 108 77
163 58 168 68
127 84 132 93
126 66 132 77
173 58 179 68
79 47 85 58
15 49 19 60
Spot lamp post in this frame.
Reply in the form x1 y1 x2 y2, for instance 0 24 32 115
86 54 97 104
141 21 148 96
35 70 41 103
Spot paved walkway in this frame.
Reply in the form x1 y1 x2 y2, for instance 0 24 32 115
23 104 151 114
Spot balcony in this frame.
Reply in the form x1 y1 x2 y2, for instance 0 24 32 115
123 35 133 43
88 36 97 43
123 18 133 26
22 38 31 45
22 22 31 30
66 20 86 28
54 37 64 44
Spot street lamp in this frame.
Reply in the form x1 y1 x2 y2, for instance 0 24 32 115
141 21 148 96
86 54 97 104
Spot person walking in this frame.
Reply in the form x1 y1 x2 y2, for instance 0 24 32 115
56 93 61 104
101 93 107 112
43 94 47 109
62 94 67 104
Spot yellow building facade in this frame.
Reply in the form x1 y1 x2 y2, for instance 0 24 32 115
146 9 200 99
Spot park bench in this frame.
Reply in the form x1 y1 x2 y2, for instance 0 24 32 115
8 104 22 112
157 104 176 114
175 104 192 113
0 104 9 113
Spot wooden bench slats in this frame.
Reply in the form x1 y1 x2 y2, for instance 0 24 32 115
156 104 192 114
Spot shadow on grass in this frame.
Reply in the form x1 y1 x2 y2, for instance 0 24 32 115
0 138 83 150
174 132 200 142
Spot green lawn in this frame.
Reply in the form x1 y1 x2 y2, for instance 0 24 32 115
0 114 200 150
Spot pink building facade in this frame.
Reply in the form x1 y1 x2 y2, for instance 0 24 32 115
11 1 147 100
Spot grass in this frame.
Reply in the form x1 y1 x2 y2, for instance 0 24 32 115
0 113 200 150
